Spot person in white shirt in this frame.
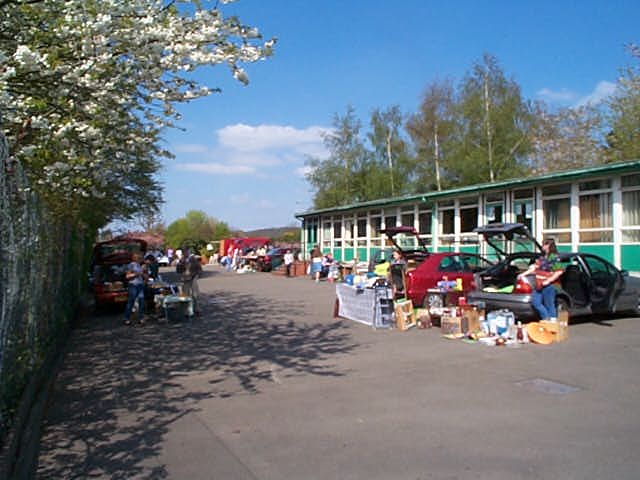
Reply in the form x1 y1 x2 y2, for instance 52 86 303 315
284 249 295 277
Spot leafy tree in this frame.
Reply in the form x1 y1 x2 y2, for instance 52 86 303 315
165 210 230 252
367 105 414 197
306 106 370 208
530 103 604 173
606 44 640 161
0 0 275 230
406 78 456 191
449 54 534 185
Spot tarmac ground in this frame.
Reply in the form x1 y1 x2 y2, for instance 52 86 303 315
36 265 640 479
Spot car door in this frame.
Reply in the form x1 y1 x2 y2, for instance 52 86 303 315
559 256 590 308
581 254 623 312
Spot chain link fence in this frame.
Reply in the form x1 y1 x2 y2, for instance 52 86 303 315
0 129 90 447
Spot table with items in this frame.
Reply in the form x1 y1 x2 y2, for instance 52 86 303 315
335 282 394 329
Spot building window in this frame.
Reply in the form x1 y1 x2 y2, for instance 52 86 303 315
485 192 504 225
542 184 570 196
622 182 640 242
579 192 612 243
543 198 570 229
384 214 397 229
322 221 332 250
579 179 611 191
401 210 415 228
460 206 478 233
333 220 342 239
440 209 454 235
418 210 432 235
371 216 382 238
344 218 354 247
513 188 533 199
543 185 571 243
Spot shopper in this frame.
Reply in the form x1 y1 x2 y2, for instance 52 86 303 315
124 252 147 326
182 254 203 315
284 249 295 277
310 245 323 283
520 239 564 321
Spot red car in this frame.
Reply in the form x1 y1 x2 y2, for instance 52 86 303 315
90 236 147 309
381 226 494 308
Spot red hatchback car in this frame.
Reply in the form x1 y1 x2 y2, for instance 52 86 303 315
381 226 494 308
90 236 147 309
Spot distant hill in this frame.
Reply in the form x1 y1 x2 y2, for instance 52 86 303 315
241 225 301 241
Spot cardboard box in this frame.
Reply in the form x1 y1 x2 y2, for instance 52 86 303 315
415 308 432 328
460 305 482 333
541 311 569 342
441 315 462 335
394 299 416 331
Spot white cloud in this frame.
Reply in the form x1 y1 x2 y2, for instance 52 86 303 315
230 193 251 205
179 162 256 175
537 87 578 103
217 123 329 155
256 199 276 209
537 81 617 108
295 165 314 177
575 81 617 107
173 123 330 178
173 143 209 154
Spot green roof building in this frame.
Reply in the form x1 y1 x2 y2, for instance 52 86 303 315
295 160 640 272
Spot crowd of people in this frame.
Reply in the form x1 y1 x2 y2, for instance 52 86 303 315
123 248 202 326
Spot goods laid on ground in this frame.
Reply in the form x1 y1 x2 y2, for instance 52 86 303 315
334 280 570 347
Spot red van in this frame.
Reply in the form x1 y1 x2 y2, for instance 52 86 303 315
90 236 147 309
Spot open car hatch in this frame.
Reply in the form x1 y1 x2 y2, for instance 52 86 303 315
381 226 430 255
473 223 543 260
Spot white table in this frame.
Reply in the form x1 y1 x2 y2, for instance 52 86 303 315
335 283 394 328
159 295 194 322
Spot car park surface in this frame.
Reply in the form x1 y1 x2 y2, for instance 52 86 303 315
38 266 640 479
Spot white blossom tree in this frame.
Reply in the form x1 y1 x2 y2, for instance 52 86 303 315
0 0 275 227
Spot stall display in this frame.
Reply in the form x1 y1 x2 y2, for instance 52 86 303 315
335 283 394 329
159 295 194 322
394 299 416 331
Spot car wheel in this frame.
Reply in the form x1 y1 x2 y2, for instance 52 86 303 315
424 292 444 309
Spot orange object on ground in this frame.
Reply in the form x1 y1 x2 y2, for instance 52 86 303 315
527 322 554 345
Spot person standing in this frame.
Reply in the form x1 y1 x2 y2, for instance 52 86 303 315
388 249 407 298
284 249 295 277
144 253 159 281
124 252 147 326
310 245 323 283
182 254 203 315
520 239 564 321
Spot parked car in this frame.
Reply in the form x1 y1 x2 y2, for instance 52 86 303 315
381 226 494 307
257 247 288 272
90 236 147 309
467 223 640 320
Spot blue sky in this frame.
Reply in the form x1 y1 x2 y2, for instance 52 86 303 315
160 0 639 231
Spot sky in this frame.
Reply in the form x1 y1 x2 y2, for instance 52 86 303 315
159 0 639 231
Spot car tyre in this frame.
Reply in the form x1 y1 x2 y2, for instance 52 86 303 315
424 292 444 309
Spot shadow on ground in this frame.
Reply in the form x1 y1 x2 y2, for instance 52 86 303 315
37 287 356 479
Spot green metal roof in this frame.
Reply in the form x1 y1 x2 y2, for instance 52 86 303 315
295 159 640 218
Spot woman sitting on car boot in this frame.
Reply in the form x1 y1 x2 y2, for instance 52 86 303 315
519 239 564 322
